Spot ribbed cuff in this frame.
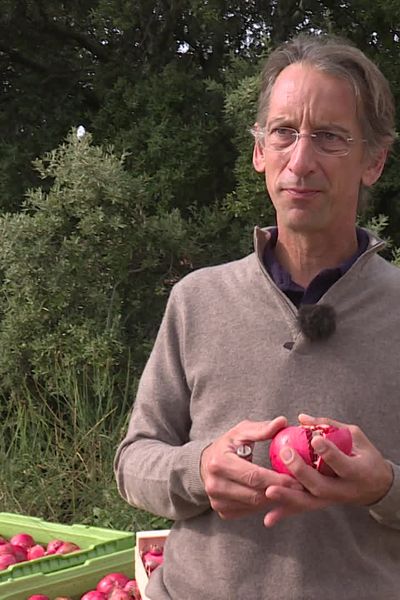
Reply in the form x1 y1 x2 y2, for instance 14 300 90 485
369 461 400 527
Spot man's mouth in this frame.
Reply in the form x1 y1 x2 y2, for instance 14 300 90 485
284 187 321 197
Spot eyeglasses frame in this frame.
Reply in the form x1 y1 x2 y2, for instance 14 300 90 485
250 126 367 157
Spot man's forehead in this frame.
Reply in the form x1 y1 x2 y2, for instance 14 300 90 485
267 63 358 126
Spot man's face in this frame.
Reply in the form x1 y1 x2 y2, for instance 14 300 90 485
253 63 386 235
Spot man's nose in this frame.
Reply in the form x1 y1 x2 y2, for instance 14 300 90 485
287 135 317 177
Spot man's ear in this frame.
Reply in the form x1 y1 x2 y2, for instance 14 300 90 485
253 139 266 173
361 146 388 187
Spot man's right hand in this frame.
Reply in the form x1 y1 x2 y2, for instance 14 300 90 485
200 416 304 520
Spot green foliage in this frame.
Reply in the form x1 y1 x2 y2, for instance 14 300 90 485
94 63 235 214
0 130 195 395
0 359 170 531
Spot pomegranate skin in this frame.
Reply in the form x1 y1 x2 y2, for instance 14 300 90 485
10 533 35 549
269 424 352 477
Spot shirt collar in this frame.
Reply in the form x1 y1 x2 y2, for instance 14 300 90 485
262 226 370 304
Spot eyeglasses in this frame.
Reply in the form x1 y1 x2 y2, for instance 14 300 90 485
251 126 366 157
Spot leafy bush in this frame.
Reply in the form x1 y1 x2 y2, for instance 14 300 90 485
0 129 195 398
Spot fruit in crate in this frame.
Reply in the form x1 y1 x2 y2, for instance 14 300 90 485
27 572 140 599
0 531 81 569
142 544 164 575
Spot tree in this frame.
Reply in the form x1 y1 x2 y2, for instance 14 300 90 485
0 128 196 396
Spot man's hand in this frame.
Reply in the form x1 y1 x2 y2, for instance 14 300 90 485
200 416 303 520
264 413 394 527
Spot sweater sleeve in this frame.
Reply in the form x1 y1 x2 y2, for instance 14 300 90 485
114 284 212 520
368 462 400 529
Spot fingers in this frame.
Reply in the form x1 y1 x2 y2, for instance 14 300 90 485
275 443 350 502
200 416 300 520
310 434 355 479
298 413 349 429
229 416 288 447
264 486 329 527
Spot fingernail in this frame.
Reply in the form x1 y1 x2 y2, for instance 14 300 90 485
280 447 294 464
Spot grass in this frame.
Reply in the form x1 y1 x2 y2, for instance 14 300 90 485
0 361 171 533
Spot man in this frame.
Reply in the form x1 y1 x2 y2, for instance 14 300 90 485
115 34 400 599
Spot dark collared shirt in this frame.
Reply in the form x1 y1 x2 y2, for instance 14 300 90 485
263 227 369 308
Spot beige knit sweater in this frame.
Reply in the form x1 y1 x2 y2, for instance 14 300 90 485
115 227 400 600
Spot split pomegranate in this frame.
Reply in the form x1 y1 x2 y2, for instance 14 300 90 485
269 424 352 476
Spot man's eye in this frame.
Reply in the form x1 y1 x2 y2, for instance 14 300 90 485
315 131 343 142
270 128 295 138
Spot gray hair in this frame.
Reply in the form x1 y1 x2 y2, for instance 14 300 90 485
255 34 396 209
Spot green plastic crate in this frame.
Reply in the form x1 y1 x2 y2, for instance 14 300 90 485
0 547 135 600
0 513 134 583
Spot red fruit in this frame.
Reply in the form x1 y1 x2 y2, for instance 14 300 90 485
0 537 7 545
124 579 140 598
46 539 64 554
27 596 51 600
55 541 80 555
143 545 164 574
108 590 132 600
269 424 352 477
10 533 35 549
0 543 15 555
80 591 107 600
28 544 46 560
96 572 130 595
0 553 17 570
10 543 28 562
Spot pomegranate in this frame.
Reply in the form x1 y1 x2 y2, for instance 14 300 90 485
0 553 17 570
81 592 107 600
27 544 46 560
269 424 352 476
124 579 140 597
10 533 35 549
96 572 130 595
46 539 64 554
0 543 15 555
108 590 132 600
143 545 164 575
10 543 28 562
55 541 81 555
